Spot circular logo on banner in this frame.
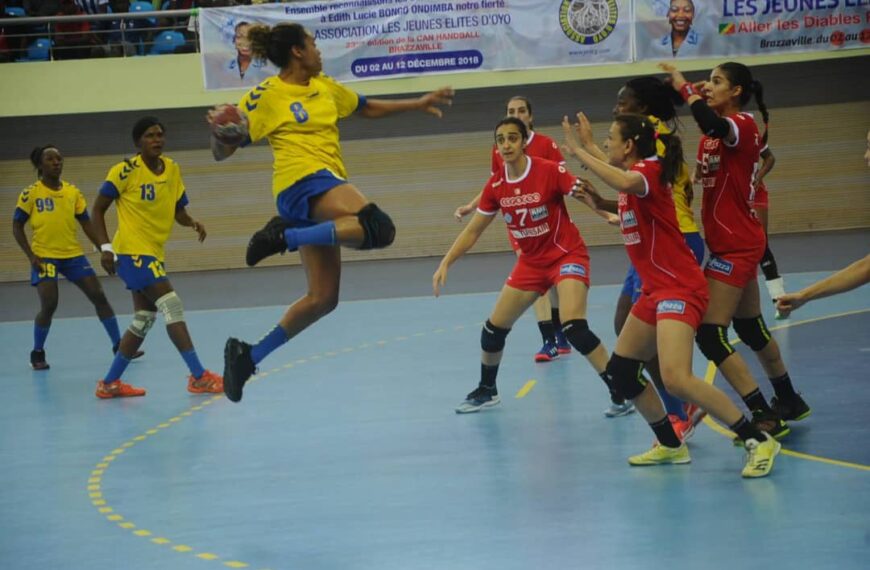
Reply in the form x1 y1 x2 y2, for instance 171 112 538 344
559 0 619 45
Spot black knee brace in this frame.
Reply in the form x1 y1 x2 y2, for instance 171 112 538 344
606 354 647 400
561 319 601 355
732 316 771 351
695 323 735 366
481 320 511 353
357 203 395 250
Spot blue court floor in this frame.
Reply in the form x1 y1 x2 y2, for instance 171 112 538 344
1 271 868 570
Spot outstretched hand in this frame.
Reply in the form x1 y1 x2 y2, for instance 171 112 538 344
658 62 688 91
571 177 604 210
419 87 455 118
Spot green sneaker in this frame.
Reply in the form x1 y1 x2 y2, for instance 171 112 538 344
628 443 691 466
741 434 781 478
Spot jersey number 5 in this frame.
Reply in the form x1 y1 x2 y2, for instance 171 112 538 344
290 102 309 124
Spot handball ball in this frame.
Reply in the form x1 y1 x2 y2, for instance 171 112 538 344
211 105 248 145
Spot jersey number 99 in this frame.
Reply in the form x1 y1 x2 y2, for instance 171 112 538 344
35 198 55 212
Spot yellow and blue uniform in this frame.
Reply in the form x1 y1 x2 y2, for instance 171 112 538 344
622 116 704 303
98 155 189 291
238 73 366 224
13 180 97 285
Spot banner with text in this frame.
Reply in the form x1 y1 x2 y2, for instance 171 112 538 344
199 0 633 90
635 0 869 61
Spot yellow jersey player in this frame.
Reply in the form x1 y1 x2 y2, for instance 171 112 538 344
12 145 140 370
207 22 453 402
90 117 223 399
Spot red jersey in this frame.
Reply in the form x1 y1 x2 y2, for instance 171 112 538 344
478 157 586 268
491 131 564 174
620 158 707 296
696 112 765 255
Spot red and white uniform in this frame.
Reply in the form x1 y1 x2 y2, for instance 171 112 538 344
622 158 709 328
697 112 766 287
491 132 565 252
478 157 589 295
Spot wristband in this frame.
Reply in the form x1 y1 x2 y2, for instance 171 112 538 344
100 243 114 253
679 82 698 102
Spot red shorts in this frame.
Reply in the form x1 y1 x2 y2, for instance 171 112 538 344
506 250 590 295
631 290 708 330
704 248 764 288
751 185 769 209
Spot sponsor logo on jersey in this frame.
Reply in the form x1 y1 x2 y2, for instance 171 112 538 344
503 213 513 224
500 193 542 208
657 300 686 315
621 209 638 228
530 205 548 222
622 231 641 245
510 223 550 239
706 256 734 275
559 263 587 277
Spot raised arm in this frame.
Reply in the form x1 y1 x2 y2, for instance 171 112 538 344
433 212 495 296
359 87 454 119
562 114 647 195
659 62 737 145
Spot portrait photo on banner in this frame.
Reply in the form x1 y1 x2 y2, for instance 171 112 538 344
201 12 277 90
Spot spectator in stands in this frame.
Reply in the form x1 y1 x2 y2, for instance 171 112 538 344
54 0 100 60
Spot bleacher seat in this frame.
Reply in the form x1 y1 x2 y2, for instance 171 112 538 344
149 30 186 55
18 38 52 62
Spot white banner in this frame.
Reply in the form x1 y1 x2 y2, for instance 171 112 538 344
635 0 869 60
199 0 633 90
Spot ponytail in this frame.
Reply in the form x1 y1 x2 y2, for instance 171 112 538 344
248 23 307 69
751 79 770 145
718 62 770 144
614 114 682 186
658 132 684 187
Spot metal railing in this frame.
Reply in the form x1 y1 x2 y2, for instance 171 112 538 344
0 8 201 62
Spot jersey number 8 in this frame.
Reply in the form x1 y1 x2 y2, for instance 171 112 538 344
290 102 309 124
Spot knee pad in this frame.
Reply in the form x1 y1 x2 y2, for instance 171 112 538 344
561 319 601 355
606 354 647 400
357 203 395 250
155 292 185 325
481 320 511 353
695 324 735 366
732 316 771 351
128 310 157 338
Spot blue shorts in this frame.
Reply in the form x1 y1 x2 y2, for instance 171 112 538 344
621 233 706 304
276 169 347 227
30 255 96 286
621 264 643 304
117 254 167 291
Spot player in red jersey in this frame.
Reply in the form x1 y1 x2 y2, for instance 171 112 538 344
661 61 810 434
435 118 615 414
562 113 780 477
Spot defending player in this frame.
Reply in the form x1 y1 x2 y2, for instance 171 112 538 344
563 113 781 478
90 117 223 399
12 145 141 370
434 118 615 414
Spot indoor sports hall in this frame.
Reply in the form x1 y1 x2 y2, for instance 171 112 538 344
1 4 868 570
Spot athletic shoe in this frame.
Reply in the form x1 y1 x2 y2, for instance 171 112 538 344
246 216 291 266
95 380 146 399
30 349 49 371
628 443 691 466
670 414 695 442
113 344 145 361
223 338 255 403
771 393 812 422
685 402 707 428
604 401 636 418
554 330 572 354
187 369 224 394
534 342 559 362
741 434 781 478
455 386 501 414
732 409 790 445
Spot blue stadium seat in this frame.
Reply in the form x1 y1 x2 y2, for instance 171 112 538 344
18 38 52 62
149 31 186 55
4 7 26 17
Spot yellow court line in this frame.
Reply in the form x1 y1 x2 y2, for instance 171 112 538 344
702 308 870 472
515 380 537 399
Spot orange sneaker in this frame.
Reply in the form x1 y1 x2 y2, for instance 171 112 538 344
188 370 223 394
685 402 708 428
96 380 146 399
669 414 695 442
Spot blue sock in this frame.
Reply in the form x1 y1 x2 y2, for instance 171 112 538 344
251 325 290 365
101 316 121 346
180 350 206 379
34 324 50 351
104 352 131 382
284 221 337 251
657 385 688 420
